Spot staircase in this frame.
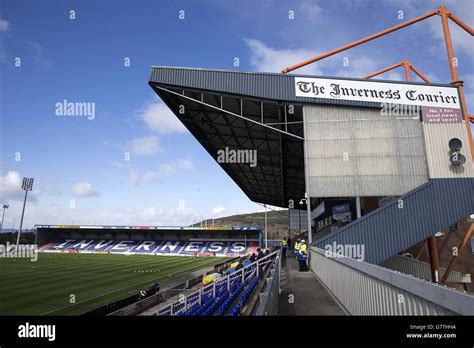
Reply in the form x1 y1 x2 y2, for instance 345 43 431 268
314 178 474 264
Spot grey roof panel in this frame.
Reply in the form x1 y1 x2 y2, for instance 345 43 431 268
149 66 459 109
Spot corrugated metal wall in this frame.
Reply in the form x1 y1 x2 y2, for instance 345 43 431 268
423 123 474 179
303 104 428 197
315 178 474 264
310 247 474 315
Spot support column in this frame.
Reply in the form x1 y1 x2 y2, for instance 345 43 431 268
302 109 312 268
439 5 474 159
355 197 362 219
441 222 474 283
427 235 440 283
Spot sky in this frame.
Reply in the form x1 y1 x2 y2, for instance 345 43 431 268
0 0 473 229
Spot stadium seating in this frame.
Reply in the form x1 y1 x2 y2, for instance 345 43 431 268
40 238 259 257
159 252 278 316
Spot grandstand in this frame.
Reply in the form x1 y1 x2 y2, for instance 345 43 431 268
147 5 474 316
36 225 262 257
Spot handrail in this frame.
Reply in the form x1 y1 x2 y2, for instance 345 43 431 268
156 250 279 315
310 247 474 315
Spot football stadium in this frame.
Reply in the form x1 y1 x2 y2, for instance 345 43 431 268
0 225 264 315
1 2 474 345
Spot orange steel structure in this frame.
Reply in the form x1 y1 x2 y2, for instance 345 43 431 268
365 60 474 285
441 220 474 283
367 60 444 281
363 59 431 83
281 5 474 159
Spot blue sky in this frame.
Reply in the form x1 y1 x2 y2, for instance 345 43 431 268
0 0 473 228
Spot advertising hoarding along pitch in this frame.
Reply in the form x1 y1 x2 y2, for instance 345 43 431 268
295 77 461 109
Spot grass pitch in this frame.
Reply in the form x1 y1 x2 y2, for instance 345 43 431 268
0 253 228 315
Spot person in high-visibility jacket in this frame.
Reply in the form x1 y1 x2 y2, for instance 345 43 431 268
294 239 301 257
297 240 308 272
281 238 288 258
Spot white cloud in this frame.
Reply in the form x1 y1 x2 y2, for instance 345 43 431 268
159 159 194 176
177 159 193 170
72 182 100 198
299 1 322 18
108 161 127 168
0 171 39 201
213 206 225 215
245 39 323 75
0 19 8 32
386 72 403 81
336 55 379 78
139 99 187 134
160 163 177 176
128 135 160 156
0 171 23 200
128 169 158 186
27 41 52 67
1 203 199 229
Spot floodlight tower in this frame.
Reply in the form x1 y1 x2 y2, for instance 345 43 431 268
16 177 34 249
264 204 268 249
1 204 9 233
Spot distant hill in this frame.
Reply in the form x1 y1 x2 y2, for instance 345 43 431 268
0 232 35 244
192 210 289 240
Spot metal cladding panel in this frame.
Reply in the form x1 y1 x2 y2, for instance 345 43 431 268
422 122 474 179
304 104 429 197
289 208 308 231
310 248 473 315
150 67 406 108
315 178 474 264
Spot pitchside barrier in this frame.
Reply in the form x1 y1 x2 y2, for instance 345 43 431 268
155 250 280 316
310 246 474 315
82 255 241 316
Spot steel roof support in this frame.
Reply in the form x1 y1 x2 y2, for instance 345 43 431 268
155 86 303 140
439 5 474 160
281 9 439 74
282 5 474 159
364 59 431 83
441 220 474 283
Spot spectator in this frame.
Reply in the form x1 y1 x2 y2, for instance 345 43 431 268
249 253 256 262
256 248 265 260
281 238 288 258
297 239 308 272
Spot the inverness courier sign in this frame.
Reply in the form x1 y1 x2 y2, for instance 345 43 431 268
295 77 461 109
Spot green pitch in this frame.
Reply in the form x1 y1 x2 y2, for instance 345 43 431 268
0 253 228 315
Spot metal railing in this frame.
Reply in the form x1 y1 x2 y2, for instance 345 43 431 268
310 247 474 315
251 251 281 315
380 254 471 284
156 250 279 316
